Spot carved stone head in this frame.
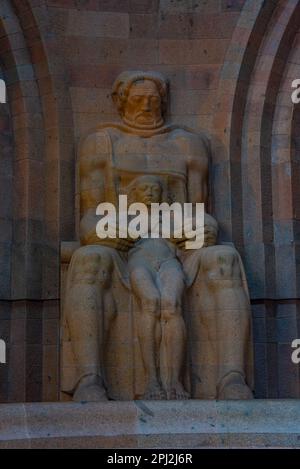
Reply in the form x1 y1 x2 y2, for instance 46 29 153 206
125 174 168 206
112 71 169 130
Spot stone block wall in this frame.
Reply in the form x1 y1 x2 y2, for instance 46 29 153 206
0 0 299 401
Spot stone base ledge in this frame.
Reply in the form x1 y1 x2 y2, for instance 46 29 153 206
0 400 300 448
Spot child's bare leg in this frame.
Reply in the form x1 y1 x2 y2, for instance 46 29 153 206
159 260 189 399
130 265 166 399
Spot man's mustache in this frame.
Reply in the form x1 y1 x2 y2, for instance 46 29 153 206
135 111 155 119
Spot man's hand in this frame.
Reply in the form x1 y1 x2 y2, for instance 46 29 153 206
80 211 137 251
172 225 212 250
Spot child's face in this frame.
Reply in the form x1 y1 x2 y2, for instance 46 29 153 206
134 181 162 205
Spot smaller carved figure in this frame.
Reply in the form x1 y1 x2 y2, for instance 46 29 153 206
187 213 254 400
126 175 190 400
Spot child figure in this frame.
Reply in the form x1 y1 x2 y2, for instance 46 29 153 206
187 213 253 400
126 175 189 400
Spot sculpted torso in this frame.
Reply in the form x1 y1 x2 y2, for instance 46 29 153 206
113 129 198 176
62 70 254 402
79 127 208 245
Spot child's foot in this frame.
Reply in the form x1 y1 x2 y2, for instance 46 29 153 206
217 372 253 400
73 375 108 402
166 382 190 400
141 382 167 400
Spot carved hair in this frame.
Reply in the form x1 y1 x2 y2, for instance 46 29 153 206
112 71 169 117
204 213 218 232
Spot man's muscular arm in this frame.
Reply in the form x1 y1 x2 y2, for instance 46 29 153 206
80 209 131 250
187 133 209 205
79 131 105 244
79 131 133 250
173 133 210 250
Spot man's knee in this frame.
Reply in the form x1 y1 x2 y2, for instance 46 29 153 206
141 293 160 318
161 296 180 320
71 245 114 285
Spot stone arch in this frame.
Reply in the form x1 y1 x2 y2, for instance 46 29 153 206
213 0 300 397
0 60 13 303
0 0 74 402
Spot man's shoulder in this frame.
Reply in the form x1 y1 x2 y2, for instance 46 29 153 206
168 126 209 149
80 124 123 155
83 124 122 141
81 123 210 153
167 128 210 162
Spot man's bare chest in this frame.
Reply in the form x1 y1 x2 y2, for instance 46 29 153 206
112 134 187 175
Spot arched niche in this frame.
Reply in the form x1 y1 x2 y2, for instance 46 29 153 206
0 0 74 402
212 0 300 397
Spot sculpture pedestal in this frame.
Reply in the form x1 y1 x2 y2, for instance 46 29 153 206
0 400 299 448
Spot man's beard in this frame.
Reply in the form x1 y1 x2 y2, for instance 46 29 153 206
123 112 164 129
136 113 155 124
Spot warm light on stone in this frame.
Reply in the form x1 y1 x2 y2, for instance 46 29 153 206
61 70 253 403
1 0 300 450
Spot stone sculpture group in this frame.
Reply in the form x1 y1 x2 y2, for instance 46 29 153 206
61 71 254 401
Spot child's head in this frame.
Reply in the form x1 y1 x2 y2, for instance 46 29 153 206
127 175 164 205
204 213 218 246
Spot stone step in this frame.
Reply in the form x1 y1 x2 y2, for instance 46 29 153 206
0 400 299 448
